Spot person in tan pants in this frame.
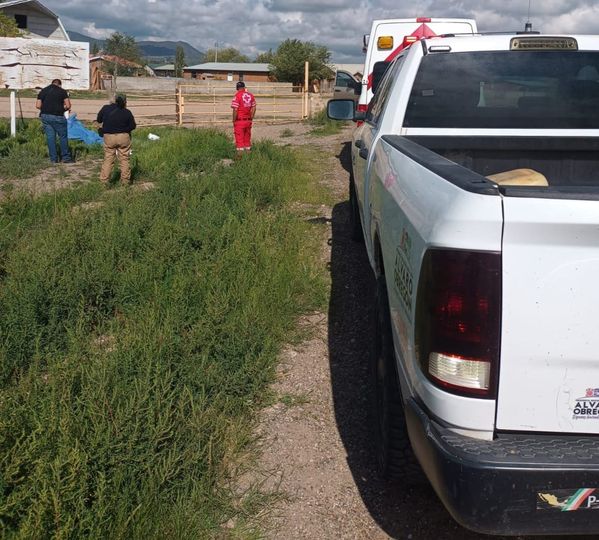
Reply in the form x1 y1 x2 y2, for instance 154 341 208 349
97 95 136 185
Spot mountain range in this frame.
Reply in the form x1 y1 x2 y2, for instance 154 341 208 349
68 30 205 66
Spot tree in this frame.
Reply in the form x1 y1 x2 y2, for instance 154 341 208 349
104 32 142 80
269 39 334 86
255 49 274 63
0 13 20 37
204 47 249 63
90 42 100 56
174 45 185 78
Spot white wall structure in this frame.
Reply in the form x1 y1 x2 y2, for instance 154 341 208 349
0 37 89 89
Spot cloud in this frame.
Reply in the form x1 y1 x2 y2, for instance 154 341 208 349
44 0 599 62
81 22 114 39
266 0 353 13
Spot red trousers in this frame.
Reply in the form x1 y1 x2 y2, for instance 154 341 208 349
233 120 253 150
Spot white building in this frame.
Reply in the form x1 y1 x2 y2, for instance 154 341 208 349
0 0 69 40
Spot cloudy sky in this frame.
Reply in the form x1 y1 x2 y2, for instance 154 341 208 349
46 0 599 63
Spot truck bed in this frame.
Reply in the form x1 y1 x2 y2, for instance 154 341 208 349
403 136 599 193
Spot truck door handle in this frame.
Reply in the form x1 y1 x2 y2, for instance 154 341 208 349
355 139 362 149
359 147 369 160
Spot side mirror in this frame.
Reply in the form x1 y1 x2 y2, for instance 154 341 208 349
327 99 365 122
372 61 390 95
352 79 362 95
327 99 355 120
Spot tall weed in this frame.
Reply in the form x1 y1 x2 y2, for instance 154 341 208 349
0 127 328 537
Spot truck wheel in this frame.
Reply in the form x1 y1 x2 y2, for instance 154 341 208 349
349 175 364 243
372 275 421 482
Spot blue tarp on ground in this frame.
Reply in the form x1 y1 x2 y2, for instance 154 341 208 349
67 113 103 145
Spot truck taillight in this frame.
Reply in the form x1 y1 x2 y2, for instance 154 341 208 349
415 249 501 398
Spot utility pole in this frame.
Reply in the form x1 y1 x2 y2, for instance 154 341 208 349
215 41 218 62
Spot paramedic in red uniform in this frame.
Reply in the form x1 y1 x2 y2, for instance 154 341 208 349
231 81 256 157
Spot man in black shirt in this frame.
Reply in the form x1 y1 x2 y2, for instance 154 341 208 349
97 94 136 185
36 79 73 163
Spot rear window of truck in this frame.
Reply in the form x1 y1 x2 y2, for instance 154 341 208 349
404 51 599 129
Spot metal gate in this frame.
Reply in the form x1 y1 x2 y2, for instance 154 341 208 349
175 83 307 125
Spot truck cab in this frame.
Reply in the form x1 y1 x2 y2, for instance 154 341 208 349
333 69 361 101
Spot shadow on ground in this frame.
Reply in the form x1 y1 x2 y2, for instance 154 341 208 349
326 142 596 540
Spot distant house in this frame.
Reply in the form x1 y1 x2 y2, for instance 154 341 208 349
183 62 270 82
0 0 69 40
89 54 144 91
153 64 176 78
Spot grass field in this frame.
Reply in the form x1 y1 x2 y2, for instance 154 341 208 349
0 125 330 537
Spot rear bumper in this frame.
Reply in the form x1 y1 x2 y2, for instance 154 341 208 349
405 398 599 536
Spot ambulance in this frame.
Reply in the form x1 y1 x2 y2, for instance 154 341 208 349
358 17 478 113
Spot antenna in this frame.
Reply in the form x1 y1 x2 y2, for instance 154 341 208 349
525 0 533 32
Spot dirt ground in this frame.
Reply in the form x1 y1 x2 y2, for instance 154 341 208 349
249 124 476 540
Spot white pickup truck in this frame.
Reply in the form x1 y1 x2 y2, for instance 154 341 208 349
328 33 599 535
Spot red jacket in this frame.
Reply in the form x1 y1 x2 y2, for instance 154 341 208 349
231 89 256 120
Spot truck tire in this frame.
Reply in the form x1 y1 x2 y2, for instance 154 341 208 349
372 275 422 482
349 175 364 243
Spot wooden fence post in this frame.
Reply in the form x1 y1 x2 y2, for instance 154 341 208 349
303 61 309 119
176 85 184 126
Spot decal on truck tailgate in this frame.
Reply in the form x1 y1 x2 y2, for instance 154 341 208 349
573 388 599 420
538 489 599 511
